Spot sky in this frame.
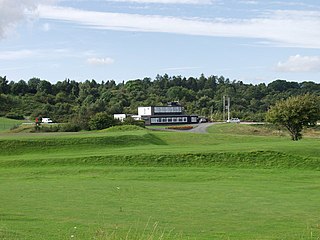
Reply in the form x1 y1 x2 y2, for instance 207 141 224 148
0 0 320 84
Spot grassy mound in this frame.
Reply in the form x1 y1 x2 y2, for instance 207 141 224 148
102 125 145 132
0 132 166 156
0 117 25 132
1 151 319 170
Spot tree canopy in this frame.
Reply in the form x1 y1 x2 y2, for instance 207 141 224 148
266 94 320 140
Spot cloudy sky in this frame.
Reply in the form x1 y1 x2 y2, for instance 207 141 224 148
0 0 320 84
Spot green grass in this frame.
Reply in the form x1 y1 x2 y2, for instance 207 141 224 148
0 124 319 239
1 166 319 239
0 117 25 132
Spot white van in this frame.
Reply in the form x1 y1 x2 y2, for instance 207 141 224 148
227 118 240 123
42 118 53 123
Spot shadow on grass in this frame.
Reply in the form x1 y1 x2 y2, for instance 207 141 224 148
0 133 167 156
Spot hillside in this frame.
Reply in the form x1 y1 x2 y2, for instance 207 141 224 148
1 76 320 125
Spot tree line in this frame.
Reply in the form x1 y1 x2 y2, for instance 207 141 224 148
1 74 320 129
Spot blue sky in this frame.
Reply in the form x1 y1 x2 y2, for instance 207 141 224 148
0 0 320 84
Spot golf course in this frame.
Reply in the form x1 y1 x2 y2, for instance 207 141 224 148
0 122 319 239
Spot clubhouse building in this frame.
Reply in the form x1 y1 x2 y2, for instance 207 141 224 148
137 102 198 125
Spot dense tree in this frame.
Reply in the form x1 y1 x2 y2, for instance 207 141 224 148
11 80 29 96
167 86 195 102
1 74 319 130
0 76 9 94
89 112 120 130
268 79 300 93
28 78 41 94
266 94 320 141
37 80 53 94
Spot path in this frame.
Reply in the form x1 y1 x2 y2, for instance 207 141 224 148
185 122 215 133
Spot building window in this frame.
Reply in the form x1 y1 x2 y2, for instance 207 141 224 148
191 117 198 123
154 106 182 113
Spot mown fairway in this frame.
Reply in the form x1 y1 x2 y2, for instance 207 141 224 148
0 124 320 239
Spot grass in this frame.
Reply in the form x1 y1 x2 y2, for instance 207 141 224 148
0 124 319 239
1 166 319 239
0 117 25 132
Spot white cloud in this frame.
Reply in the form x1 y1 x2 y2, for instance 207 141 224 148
110 0 214 4
0 0 57 39
0 0 37 38
87 57 115 65
0 49 37 60
37 5 320 49
276 55 320 72
0 48 77 61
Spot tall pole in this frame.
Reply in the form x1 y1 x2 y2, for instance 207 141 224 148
227 97 230 121
223 95 226 121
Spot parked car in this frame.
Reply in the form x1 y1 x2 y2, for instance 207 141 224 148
227 118 240 123
199 118 208 123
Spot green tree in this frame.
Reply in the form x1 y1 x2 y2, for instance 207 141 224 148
37 80 53 94
89 112 120 130
28 77 41 94
167 86 195 102
266 94 320 141
0 76 9 94
11 80 29 95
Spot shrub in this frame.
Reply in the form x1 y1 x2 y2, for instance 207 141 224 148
40 125 60 132
5 112 24 120
123 117 145 128
89 112 120 130
59 123 81 132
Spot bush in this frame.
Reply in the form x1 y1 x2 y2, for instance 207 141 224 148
89 112 120 130
122 117 145 128
59 123 81 132
32 123 82 133
70 114 91 131
5 112 24 120
39 125 60 132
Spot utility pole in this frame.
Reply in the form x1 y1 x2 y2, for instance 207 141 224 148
223 95 231 122
227 96 230 121
223 95 226 121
